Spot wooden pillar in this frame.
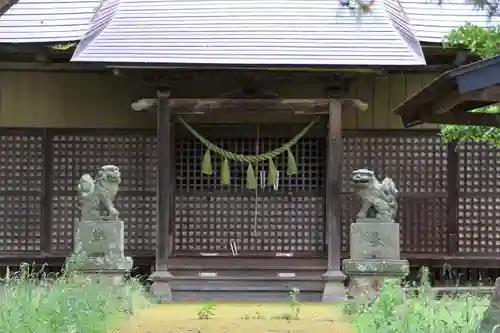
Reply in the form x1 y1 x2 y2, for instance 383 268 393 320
321 99 346 302
446 141 459 256
41 129 54 255
150 90 173 302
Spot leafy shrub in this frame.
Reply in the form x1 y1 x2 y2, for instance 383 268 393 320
0 263 150 333
350 268 488 333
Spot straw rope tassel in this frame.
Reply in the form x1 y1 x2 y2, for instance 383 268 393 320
267 158 278 186
221 157 230 185
202 150 213 175
246 163 257 189
286 148 298 176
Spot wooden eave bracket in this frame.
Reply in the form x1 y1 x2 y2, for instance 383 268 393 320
339 98 368 112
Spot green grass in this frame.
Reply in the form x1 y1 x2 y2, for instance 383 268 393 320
350 269 490 333
0 264 150 333
0 264 495 333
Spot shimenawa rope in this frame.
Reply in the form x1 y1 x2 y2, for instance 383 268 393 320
177 116 320 189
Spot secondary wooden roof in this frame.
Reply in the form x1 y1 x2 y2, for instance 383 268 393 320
393 55 500 127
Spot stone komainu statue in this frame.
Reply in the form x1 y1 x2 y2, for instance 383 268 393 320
77 165 122 222
350 168 398 222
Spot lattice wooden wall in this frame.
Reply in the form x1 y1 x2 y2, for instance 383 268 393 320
341 132 448 255
174 135 325 254
50 132 157 254
458 142 500 254
2 127 500 261
0 130 44 252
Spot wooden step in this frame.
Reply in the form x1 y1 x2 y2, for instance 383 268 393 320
170 275 325 302
168 268 326 277
160 257 332 301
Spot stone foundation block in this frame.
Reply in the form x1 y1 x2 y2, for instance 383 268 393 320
150 270 173 303
321 270 347 302
67 220 133 273
350 221 400 260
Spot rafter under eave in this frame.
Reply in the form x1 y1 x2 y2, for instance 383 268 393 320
393 55 500 128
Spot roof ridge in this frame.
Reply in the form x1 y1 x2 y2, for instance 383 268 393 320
73 0 120 58
0 0 17 18
383 0 425 61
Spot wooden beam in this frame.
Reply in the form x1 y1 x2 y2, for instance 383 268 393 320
321 99 346 302
401 84 500 127
167 98 330 113
0 61 110 72
178 113 326 124
135 98 367 114
110 64 384 74
325 99 343 271
150 90 173 302
156 90 172 270
466 84 500 101
433 85 500 115
423 112 500 127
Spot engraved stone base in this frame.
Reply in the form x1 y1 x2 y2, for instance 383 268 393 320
343 259 410 275
321 270 347 302
74 269 130 286
343 220 408 307
150 270 173 303
343 259 409 300
477 277 500 333
67 220 132 276
350 221 400 260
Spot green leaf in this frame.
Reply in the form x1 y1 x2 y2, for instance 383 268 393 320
439 106 500 146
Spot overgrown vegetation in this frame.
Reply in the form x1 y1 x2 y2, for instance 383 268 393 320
4 263 490 333
440 23 500 146
111 267 492 333
174 270 492 333
350 268 489 333
0 263 150 333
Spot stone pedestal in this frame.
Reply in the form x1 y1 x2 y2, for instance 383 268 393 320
342 219 409 303
67 221 133 283
322 270 347 302
150 270 173 302
477 277 500 333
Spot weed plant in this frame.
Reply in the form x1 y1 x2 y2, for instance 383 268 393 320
351 267 489 333
0 263 150 333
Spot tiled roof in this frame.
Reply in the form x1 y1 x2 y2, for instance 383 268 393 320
70 0 425 66
0 0 102 43
1 0 498 65
1 0 498 45
400 0 499 43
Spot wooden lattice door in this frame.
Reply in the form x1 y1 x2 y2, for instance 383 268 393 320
173 124 326 256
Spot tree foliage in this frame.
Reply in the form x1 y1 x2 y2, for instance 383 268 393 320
440 23 500 145
443 0 500 17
